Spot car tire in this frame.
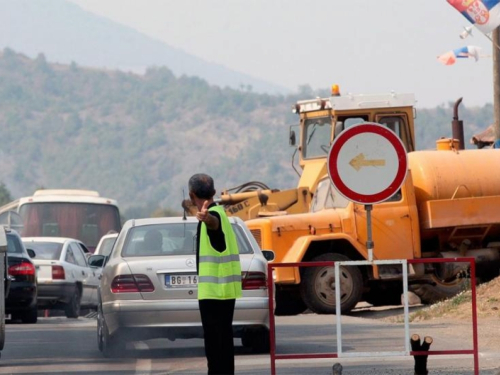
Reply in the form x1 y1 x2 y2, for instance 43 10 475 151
65 287 81 318
241 327 270 354
101 317 125 358
300 253 363 314
21 306 38 324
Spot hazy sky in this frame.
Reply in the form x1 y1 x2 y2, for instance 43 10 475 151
70 0 496 108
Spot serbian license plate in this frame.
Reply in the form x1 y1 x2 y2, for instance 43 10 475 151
165 274 198 288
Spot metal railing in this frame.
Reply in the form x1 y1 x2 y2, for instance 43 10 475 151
267 257 479 375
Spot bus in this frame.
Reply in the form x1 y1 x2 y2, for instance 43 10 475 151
0 189 121 253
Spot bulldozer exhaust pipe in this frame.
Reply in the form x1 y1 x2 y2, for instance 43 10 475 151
452 97 465 150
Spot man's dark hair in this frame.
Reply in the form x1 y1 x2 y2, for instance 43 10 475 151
189 173 215 200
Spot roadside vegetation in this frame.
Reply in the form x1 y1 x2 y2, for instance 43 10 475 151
0 48 495 217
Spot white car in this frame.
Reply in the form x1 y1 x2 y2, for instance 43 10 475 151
94 232 118 256
89 216 274 357
22 237 101 318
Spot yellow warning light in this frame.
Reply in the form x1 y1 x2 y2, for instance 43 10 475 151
331 84 340 96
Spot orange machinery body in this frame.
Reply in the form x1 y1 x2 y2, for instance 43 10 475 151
248 148 500 284
409 149 500 240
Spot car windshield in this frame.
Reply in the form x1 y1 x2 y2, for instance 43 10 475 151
99 237 116 256
24 242 63 260
121 222 254 257
7 234 24 254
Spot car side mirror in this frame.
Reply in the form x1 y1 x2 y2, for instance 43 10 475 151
27 249 36 258
88 254 106 268
262 250 275 262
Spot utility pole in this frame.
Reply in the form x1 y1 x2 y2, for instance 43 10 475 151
493 27 500 148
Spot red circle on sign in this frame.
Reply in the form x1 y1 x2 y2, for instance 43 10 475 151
327 123 407 204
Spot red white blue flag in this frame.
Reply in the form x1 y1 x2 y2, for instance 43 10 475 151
447 0 500 34
437 45 482 65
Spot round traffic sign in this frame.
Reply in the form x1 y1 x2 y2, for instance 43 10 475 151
327 123 408 204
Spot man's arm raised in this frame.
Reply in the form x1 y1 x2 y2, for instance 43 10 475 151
196 200 220 230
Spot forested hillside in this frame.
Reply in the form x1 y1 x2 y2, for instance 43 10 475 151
0 49 494 218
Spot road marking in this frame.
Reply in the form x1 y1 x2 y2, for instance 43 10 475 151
134 342 152 374
349 153 386 171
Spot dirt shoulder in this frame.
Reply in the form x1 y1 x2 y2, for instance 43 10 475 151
378 276 500 357
408 276 500 322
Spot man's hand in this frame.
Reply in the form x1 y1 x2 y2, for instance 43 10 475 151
196 200 210 222
196 201 219 230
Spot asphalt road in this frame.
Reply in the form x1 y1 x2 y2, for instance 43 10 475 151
1 308 499 375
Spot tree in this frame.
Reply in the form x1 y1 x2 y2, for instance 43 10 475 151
0 182 13 206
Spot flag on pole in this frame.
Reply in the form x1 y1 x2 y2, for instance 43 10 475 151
447 0 500 34
437 45 482 65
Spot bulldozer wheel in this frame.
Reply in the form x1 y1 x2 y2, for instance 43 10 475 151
300 253 362 314
410 274 471 304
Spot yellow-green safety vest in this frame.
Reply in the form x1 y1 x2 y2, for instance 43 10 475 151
198 205 242 300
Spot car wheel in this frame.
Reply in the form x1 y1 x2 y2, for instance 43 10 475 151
21 306 38 324
241 328 270 354
300 253 363 314
65 287 81 318
101 317 125 358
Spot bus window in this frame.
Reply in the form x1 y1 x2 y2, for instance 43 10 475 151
19 202 121 250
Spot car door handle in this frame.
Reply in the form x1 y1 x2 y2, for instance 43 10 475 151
82 271 86 276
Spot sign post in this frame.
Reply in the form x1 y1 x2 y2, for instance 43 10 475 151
327 123 408 260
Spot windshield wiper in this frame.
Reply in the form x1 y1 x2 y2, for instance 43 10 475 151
307 124 318 145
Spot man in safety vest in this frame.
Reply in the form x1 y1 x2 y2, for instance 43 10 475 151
188 173 242 375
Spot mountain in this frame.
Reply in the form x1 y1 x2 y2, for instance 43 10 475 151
0 0 289 95
0 49 300 214
0 51 492 217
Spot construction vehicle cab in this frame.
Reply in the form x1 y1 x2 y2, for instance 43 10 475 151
182 88 417 221
292 90 416 197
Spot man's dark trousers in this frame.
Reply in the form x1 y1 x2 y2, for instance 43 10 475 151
199 299 236 375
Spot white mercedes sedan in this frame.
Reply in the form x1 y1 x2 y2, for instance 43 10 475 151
89 216 274 357
22 237 101 318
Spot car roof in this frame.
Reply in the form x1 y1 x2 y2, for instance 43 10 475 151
22 237 81 244
124 216 242 227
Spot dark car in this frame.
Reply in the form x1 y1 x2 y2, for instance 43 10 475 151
5 228 37 324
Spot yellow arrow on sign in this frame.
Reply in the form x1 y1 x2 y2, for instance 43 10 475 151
349 153 386 171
